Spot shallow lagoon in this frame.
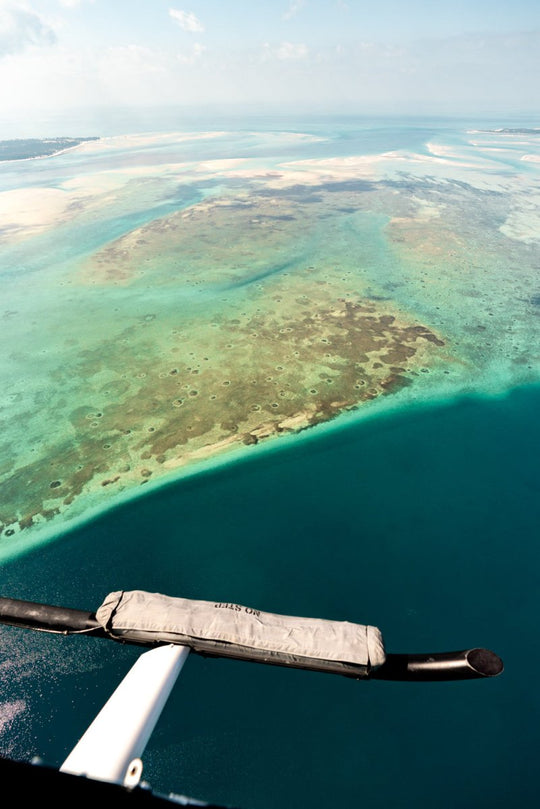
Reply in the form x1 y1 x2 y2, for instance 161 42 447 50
1 119 539 554
0 116 539 807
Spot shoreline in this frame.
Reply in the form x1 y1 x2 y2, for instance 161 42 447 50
2 376 538 567
0 137 100 165
2 121 540 564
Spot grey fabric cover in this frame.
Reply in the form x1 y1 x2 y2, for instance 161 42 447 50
95 590 386 670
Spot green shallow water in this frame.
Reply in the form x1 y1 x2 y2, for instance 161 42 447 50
0 383 539 808
0 117 539 807
2 121 540 550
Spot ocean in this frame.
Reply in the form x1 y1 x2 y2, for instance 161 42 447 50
0 112 539 808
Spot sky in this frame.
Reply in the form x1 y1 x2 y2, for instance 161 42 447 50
0 0 539 131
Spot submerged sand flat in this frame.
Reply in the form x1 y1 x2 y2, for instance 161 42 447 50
1 125 539 553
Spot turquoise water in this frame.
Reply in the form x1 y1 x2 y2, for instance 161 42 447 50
1 114 539 807
1 383 539 808
2 116 539 550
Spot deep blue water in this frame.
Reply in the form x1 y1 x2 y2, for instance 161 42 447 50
1 383 539 808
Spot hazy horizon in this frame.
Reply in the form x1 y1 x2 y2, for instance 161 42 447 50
1 1 539 134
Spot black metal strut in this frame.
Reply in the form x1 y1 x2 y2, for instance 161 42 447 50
0 596 503 681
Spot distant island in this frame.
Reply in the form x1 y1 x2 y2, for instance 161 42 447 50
0 136 99 162
475 128 540 135
495 128 540 134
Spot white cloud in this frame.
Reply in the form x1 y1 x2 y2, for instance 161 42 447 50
177 41 205 64
1 17 537 119
58 0 94 7
169 8 204 33
261 41 309 62
283 0 306 20
100 44 165 75
276 41 308 60
0 2 57 57
0 41 174 113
